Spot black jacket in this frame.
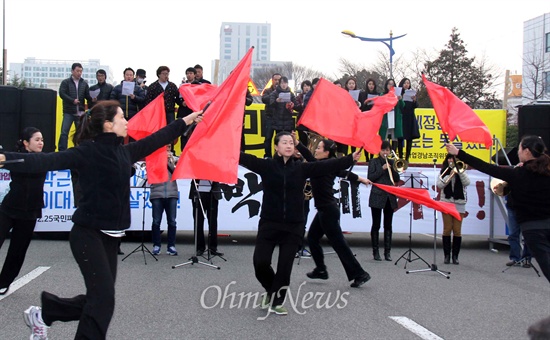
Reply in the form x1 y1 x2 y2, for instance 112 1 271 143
2 119 189 231
59 77 91 114
89 82 114 108
0 151 46 220
296 143 359 209
110 81 146 119
269 86 297 131
368 156 400 209
458 149 550 225
145 80 183 121
239 152 354 224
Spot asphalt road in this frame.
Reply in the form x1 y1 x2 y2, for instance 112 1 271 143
0 232 549 339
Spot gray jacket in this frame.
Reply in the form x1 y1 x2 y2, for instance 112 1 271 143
149 158 179 200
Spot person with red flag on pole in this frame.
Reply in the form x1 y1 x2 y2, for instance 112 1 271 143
368 140 400 262
239 131 361 315
0 100 203 339
446 138 550 283
436 154 471 265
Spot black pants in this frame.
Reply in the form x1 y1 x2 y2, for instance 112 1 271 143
192 192 219 251
523 228 550 283
263 117 274 158
307 204 365 281
41 225 119 340
253 220 302 306
371 199 394 233
0 211 37 289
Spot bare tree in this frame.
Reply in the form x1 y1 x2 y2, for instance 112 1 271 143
522 47 549 102
252 62 327 92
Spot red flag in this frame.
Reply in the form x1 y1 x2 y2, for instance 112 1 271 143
178 83 217 112
297 78 362 147
422 74 492 147
373 183 461 220
354 89 398 154
127 93 168 184
173 47 254 184
298 78 398 154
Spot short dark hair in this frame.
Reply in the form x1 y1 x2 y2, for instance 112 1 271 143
300 80 312 91
186 67 196 74
272 73 282 79
274 131 292 146
123 67 135 76
156 66 170 77
312 78 320 86
71 63 83 71
381 140 391 150
96 69 106 77
194 64 203 70
280 76 289 84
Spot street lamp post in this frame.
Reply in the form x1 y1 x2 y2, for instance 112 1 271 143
2 0 6 85
341 29 406 79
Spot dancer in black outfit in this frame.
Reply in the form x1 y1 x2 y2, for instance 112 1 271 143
239 131 360 315
0 100 203 339
295 137 372 287
0 127 45 296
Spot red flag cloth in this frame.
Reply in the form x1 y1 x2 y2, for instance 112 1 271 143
178 83 217 112
354 89 398 154
297 78 361 147
173 47 254 184
127 93 168 184
297 78 398 154
422 74 493 147
373 183 462 220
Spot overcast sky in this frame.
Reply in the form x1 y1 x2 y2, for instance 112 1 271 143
2 0 548 87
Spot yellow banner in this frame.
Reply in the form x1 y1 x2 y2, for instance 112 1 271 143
56 100 506 164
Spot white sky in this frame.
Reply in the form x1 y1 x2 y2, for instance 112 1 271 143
2 0 549 86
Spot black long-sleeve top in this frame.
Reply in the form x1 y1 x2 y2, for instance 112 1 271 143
458 149 550 226
368 156 400 209
296 143 358 209
239 152 354 228
2 119 189 231
0 150 46 220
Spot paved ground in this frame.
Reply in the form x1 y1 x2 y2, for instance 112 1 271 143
0 232 549 339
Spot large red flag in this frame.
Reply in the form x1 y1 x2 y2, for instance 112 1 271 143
178 83 217 112
422 74 492 147
354 89 398 154
127 93 168 184
173 47 254 184
373 183 461 220
297 78 361 147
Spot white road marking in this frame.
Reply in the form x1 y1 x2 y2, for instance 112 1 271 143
0 266 50 301
421 233 441 240
389 316 444 340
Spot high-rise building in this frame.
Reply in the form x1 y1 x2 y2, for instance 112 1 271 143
213 22 291 85
522 13 550 104
9 58 112 90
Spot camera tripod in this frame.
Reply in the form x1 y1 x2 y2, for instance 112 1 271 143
122 171 158 265
173 180 220 270
502 257 541 277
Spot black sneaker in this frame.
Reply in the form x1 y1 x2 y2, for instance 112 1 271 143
306 268 328 280
350 272 371 288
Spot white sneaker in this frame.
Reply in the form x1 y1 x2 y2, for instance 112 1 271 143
152 245 161 255
24 306 49 340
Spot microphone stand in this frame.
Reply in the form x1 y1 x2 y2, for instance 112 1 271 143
406 158 450 278
122 170 158 264
172 179 220 270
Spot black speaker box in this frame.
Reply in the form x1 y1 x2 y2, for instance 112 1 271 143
0 86 21 151
20 88 58 152
518 105 550 148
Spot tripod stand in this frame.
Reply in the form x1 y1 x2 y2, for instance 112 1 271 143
407 159 450 278
173 180 220 270
122 171 158 264
395 172 430 269
502 257 541 277
200 184 227 263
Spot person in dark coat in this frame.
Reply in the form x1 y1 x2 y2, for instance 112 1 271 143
0 127 46 296
268 76 297 133
0 101 203 339
398 77 420 162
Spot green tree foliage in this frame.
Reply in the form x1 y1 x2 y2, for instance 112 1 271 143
421 27 500 109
